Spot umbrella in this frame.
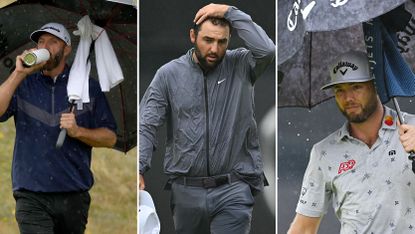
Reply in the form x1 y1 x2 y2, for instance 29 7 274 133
278 0 415 108
278 24 366 108
278 0 407 65
0 1 137 152
302 0 406 31
277 0 306 66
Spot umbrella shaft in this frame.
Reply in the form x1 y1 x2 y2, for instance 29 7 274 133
392 97 404 124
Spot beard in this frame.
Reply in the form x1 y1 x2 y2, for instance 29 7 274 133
42 47 64 71
338 93 379 123
194 43 224 71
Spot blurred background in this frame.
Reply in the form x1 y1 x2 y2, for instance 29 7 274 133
139 0 276 233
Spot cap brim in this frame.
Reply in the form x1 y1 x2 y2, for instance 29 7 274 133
321 77 373 90
30 30 44 44
29 30 70 45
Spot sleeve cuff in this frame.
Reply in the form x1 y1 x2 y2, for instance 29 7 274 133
224 6 238 20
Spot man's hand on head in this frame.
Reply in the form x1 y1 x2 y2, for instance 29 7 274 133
194 4 230 25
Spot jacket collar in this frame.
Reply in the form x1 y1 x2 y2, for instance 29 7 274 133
37 65 70 86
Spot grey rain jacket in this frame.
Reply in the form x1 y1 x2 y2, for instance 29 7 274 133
139 6 275 192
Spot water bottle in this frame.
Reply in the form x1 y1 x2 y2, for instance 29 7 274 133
23 49 50 66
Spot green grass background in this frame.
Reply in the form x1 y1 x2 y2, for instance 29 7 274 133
0 119 137 233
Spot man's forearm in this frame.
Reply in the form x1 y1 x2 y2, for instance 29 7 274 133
0 71 26 116
0 52 45 116
138 134 155 174
72 127 117 148
224 7 275 60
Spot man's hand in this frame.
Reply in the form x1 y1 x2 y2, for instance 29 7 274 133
194 4 229 25
60 112 80 138
399 123 415 153
139 174 145 190
59 111 116 147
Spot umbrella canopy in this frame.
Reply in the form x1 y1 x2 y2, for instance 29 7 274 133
0 1 137 152
278 0 415 108
278 24 366 108
277 0 306 66
303 0 406 32
278 0 407 65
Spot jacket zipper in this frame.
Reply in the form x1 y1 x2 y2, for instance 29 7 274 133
203 75 211 176
51 86 55 114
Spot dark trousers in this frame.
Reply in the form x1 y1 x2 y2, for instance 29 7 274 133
13 190 90 234
170 180 255 234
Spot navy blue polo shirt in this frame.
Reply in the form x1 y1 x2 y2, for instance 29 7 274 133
0 67 116 192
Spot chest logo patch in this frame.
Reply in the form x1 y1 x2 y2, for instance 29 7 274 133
338 159 356 174
217 78 226 85
384 115 394 126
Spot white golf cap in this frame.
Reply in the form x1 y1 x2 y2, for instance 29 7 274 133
30 22 71 46
139 190 160 234
321 51 373 90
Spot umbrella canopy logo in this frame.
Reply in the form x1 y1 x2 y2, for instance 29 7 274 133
287 0 315 32
287 0 355 32
330 0 349 8
397 17 415 53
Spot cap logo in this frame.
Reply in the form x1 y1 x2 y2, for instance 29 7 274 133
333 61 358 76
41 26 61 33
339 69 348 75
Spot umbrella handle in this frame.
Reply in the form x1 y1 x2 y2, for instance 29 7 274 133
55 101 75 149
56 129 67 148
392 98 415 165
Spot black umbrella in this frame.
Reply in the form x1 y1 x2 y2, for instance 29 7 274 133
0 1 137 152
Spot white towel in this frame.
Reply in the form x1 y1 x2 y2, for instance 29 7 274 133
68 16 92 103
67 15 124 104
93 26 124 91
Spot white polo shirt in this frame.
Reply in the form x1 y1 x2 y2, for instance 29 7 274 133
296 106 415 234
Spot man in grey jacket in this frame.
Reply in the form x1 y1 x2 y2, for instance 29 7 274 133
139 3 275 233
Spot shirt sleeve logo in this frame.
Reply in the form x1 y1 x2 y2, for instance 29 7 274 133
301 187 307 196
338 159 356 174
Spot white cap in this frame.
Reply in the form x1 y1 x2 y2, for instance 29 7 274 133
30 22 71 46
139 190 160 234
321 51 373 90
